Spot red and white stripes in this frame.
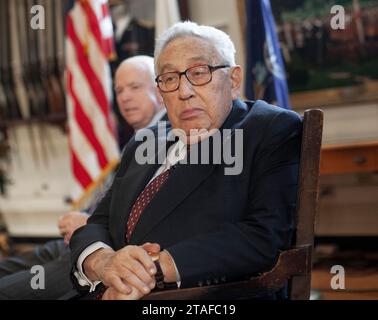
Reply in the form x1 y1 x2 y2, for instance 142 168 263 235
66 0 119 205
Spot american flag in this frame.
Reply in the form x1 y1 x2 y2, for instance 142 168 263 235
66 0 120 207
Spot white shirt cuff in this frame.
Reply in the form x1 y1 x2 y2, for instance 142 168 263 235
163 249 181 289
74 241 112 292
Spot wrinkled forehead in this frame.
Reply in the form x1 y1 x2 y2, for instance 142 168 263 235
157 36 221 72
115 62 152 85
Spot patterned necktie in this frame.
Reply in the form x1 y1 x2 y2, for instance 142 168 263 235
126 167 173 240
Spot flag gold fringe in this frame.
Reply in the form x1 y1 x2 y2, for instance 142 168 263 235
71 158 120 210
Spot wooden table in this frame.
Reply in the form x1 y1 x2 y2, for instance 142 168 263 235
316 140 378 236
320 140 378 175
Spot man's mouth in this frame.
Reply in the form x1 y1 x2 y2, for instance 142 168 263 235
180 108 204 120
123 107 138 113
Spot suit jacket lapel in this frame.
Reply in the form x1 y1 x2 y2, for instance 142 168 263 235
129 161 216 244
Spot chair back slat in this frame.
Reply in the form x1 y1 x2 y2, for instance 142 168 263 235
290 109 323 299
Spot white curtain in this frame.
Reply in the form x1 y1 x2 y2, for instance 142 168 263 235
155 0 181 39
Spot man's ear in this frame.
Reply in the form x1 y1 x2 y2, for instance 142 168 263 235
230 66 242 100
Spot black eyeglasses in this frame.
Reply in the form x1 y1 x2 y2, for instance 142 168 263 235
155 64 230 93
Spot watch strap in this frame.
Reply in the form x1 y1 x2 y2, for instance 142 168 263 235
153 259 166 290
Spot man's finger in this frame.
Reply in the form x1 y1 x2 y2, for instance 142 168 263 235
64 231 73 244
108 276 132 295
59 227 67 236
120 271 152 295
121 258 155 289
102 286 144 300
57 219 66 229
64 235 70 245
129 247 156 275
141 242 160 253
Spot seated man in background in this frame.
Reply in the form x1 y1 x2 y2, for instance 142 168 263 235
70 21 302 300
0 55 166 299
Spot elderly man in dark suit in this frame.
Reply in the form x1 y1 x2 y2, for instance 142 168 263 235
70 21 302 300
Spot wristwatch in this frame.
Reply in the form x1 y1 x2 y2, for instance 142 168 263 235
149 252 165 290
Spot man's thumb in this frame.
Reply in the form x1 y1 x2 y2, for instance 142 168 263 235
141 242 160 253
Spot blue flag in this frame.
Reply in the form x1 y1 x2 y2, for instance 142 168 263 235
245 0 291 109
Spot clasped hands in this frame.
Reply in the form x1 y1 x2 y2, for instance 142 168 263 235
84 242 176 300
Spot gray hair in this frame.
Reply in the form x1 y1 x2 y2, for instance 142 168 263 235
117 55 156 83
154 21 236 73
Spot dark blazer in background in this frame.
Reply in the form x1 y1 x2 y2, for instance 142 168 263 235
70 99 302 289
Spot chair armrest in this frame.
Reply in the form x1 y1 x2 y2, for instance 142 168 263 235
143 246 312 300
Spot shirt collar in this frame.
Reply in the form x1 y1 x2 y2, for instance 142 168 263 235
146 108 167 128
163 138 187 170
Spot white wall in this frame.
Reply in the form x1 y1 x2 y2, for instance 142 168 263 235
0 124 73 237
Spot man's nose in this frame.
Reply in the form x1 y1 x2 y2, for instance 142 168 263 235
119 90 131 102
178 75 195 100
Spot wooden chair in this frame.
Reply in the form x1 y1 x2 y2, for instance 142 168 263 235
145 109 324 300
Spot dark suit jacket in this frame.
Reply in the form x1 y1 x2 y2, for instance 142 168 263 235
70 99 302 289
